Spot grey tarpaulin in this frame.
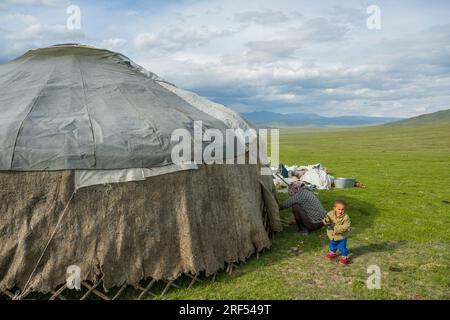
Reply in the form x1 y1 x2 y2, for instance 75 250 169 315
74 163 198 189
0 44 254 172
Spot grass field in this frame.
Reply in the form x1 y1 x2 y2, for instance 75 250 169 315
152 122 450 300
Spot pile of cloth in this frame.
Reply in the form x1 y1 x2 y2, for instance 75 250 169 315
272 163 334 190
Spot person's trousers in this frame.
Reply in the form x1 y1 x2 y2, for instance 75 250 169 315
329 238 348 257
292 203 323 231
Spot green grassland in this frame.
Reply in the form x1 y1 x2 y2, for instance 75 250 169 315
150 121 450 300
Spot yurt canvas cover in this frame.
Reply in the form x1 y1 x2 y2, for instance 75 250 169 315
0 44 251 172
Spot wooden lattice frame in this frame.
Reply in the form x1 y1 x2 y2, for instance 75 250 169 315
0 262 245 300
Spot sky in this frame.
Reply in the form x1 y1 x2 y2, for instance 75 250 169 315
0 0 449 117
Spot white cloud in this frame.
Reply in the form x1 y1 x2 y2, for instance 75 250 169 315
136 20 450 118
134 26 236 52
3 13 38 24
6 23 84 41
1 0 449 118
100 38 128 50
242 17 348 63
4 0 65 6
245 40 299 61
234 10 291 25
286 18 348 42
125 10 139 17
134 33 157 50
205 6 223 15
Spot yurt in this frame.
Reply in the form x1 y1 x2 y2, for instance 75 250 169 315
0 44 280 298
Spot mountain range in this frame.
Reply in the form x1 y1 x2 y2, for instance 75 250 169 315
240 111 402 128
385 109 450 126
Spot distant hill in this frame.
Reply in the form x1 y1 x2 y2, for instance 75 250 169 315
240 111 401 128
387 109 450 126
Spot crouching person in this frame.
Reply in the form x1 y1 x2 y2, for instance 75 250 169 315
279 182 326 235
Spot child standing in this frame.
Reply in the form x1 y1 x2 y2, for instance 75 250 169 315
323 199 351 265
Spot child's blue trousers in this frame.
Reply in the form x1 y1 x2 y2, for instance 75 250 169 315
329 238 348 257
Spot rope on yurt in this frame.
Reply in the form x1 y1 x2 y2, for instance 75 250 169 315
16 189 77 300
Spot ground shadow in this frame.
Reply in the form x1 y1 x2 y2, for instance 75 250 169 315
350 240 408 258
317 193 379 235
278 191 380 236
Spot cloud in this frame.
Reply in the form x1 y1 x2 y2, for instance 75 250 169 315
234 10 291 25
100 38 128 50
243 18 348 62
286 18 348 42
134 26 236 52
124 10 139 17
0 21 84 61
326 5 368 29
1 0 450 118
6 23 84 41
245 40 299 61
3 13 38 24
134 33 157 50
205 5 223 15
144 20 450 117
4 0 65 6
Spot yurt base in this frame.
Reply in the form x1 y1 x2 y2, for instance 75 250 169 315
0 250 270 300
